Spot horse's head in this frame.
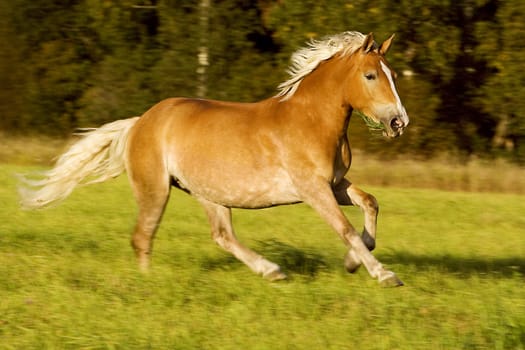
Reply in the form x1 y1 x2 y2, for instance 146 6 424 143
346 33 409 138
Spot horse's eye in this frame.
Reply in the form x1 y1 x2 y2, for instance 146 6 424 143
365 73 376 81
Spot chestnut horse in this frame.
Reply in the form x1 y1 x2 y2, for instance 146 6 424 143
20 32 409 286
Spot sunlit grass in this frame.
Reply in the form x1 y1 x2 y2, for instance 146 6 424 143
1 164 523 349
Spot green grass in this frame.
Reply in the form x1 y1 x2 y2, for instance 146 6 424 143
1 164 524 349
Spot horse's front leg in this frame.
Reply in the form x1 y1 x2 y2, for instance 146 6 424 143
333 179 377 250
333 179 378 273
303 180 402 287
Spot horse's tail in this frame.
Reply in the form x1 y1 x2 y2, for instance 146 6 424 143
19 116 140 210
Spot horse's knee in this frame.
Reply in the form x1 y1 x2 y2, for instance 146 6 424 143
363 193 379 215
212 229 233 251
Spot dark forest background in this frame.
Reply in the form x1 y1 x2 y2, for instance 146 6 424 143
1 0 524 162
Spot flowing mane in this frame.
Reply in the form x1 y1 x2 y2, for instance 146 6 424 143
276 31 371 101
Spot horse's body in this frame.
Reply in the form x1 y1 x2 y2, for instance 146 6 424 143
20 32 409 286
133 97 302 209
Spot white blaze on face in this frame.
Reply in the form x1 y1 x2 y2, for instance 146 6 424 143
380 61 409 126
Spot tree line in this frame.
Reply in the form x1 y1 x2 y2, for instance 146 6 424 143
1 0 524 162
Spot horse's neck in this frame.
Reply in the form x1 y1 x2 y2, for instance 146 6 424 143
281 60 351 138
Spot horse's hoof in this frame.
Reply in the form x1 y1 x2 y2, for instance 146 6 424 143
263 268 288 282
379 272 404 288
344 249 361 273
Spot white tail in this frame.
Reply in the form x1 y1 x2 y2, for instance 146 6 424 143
19 117 140 209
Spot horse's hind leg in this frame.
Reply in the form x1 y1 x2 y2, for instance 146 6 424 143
333 179 385 275
128 163 170 271
198 198 287 281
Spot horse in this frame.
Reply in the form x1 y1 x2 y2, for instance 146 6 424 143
19 31 409 287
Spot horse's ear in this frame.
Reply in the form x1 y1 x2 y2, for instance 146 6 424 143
379 33 395 55
361 32 375 53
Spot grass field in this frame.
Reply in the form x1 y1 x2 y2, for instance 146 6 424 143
1 163 524 349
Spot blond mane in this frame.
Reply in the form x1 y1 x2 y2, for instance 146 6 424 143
276 31 369 101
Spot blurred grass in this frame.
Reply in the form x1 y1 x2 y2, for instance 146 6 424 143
0 132 67 165
349 151 525 194
2 132 524 193
1 163 524 349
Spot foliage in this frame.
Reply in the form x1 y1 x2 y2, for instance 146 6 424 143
1 164 524 349
354 110 386 132
1 0 525 162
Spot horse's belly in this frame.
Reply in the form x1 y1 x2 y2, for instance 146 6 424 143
173 166 301 209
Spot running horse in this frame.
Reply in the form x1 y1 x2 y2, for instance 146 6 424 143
20 31 409 287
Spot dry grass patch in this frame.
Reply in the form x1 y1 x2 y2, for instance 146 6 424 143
0 132 68 165
2 133 524 194
349 151 525 194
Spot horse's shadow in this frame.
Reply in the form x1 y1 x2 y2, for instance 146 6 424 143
201 239 330 279
256 239 330 278
380 251 524 279
201 240 524 280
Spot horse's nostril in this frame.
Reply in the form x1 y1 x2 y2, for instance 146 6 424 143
390 117 403 130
